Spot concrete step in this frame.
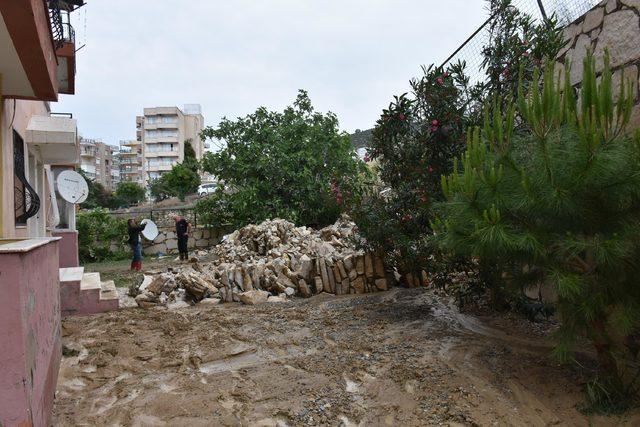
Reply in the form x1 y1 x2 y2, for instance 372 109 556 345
81 272 102 291
100 280 118 301
59 266 84 283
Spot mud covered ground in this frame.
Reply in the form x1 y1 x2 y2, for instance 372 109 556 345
54 288 640 426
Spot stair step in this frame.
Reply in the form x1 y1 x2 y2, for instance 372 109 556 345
59 266 84 283
81 272 102 290
100 280 118 300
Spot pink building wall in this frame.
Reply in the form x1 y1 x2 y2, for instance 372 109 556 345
52 229 79 268
0 238 61 426
1 99 50 239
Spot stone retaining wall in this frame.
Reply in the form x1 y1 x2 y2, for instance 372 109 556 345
557 0 640 130
142 226 232 256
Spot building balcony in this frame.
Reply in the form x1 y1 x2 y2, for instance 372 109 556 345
144 150 179 158
25 115 78 165
155 122 179 129
144 136 179 143
0 0 82 101
146 164 173 172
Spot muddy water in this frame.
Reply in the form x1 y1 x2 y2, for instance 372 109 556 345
54 288 640 426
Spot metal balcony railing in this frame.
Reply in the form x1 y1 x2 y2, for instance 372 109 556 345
47 0 76 50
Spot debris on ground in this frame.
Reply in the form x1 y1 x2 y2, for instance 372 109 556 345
129 216 420 308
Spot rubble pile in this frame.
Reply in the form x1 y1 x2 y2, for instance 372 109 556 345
133 216 394 308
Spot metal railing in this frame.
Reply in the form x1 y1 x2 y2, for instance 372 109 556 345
440 0 600 83
47 0 76 50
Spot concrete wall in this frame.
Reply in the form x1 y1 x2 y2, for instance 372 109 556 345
52 229 79 268
557 0 640 130
0 238 61 427
142 226 231 255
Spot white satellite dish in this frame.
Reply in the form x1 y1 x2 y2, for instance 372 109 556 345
57 170 89 204
140 219 159 241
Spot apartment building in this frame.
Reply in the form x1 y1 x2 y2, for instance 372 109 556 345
0 1 84 425
79 137 119 190
119 139 145 185
137 104 205 184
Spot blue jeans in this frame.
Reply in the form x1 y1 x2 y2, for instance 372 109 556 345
131 242 143 261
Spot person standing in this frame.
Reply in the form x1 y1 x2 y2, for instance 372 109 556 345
127 219 146 270
173 215 191 261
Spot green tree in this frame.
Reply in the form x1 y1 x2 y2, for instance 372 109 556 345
162 162 201 201
149 140 201 202
351 62 477 276
148 177 172 202
114 181 146 207
198 90 367 228
184 138 197 163
78 169 114 209
434 54 640 400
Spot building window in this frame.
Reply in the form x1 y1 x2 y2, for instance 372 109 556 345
13 131 40 225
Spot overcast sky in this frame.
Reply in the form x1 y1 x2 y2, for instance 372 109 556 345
55 1 488 146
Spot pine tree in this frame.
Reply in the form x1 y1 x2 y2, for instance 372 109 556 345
434 52 640 391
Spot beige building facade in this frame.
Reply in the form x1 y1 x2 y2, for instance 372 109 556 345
138 104 205 185
118 139 145 186
79 137 119 190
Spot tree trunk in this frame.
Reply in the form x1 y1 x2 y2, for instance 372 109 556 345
591 317 618 378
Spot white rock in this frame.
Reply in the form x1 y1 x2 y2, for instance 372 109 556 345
167 301 191 310
239 290 270 305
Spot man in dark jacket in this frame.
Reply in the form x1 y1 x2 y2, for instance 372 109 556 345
173 215 191 261
127 219 146 270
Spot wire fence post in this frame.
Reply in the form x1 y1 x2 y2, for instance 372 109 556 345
536 0 548 20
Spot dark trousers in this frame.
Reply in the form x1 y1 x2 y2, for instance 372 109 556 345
178 235 188 260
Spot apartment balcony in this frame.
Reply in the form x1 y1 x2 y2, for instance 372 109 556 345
144 136 179 144
146 164 173 172
0 0 82 101
120 168 141 175
25 115 79 165
144 151 179 158
120 158 141 165
155 122 179 129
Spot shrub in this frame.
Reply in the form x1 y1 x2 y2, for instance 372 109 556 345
150 140 202 202
77 208 129 263
114 181 146 207
351 0 566 281
198 90 368 228
434 54 640 392
351 61 478 275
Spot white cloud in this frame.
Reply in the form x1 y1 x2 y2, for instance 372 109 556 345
55 0 488 145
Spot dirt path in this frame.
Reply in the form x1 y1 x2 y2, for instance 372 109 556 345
54 289 639 426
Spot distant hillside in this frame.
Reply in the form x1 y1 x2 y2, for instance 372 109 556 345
349 129 373 150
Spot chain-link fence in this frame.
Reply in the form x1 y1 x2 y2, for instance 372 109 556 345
441 0 600 83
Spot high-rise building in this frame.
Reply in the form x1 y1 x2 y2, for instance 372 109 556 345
137 104 205 184
118 140 145 186
79 137 118 190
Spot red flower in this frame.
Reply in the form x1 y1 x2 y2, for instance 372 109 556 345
443 72 450 78
428 166 434 174
436 77 444 86
431 119 439 126
522 51 530 58
398 113 406 121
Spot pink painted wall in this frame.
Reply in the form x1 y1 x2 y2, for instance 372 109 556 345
1 99 49 239
52 229 79 268
0 239 61 426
